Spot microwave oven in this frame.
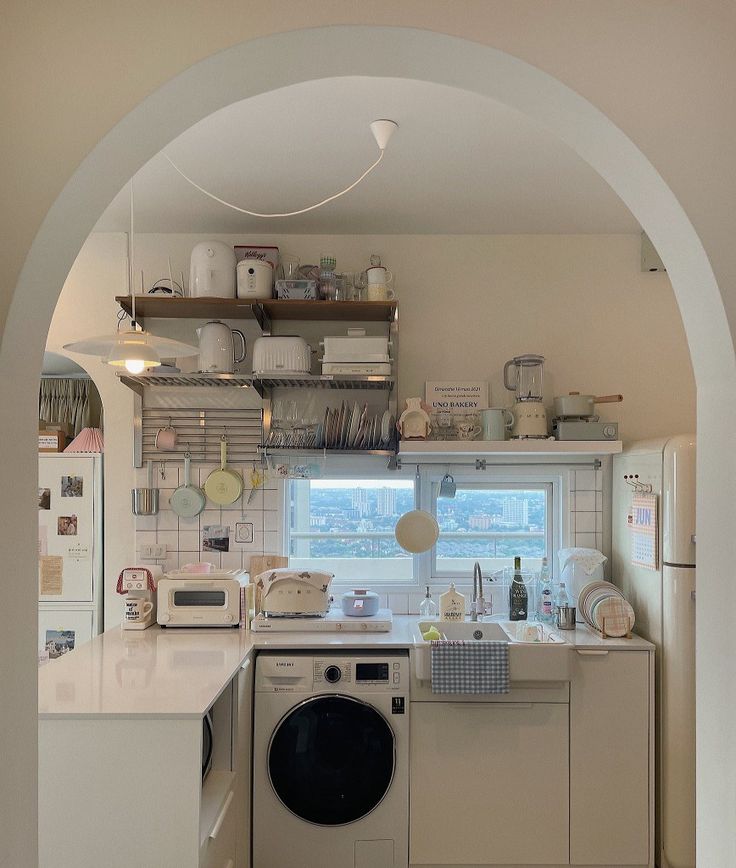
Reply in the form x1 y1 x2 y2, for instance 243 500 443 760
157 571 244 627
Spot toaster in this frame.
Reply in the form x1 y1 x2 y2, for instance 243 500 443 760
252 336 312 375
256 568 334 617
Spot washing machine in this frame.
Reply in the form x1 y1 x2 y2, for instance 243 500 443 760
253 651 409 868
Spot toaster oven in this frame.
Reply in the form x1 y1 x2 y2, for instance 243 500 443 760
157 570 245 627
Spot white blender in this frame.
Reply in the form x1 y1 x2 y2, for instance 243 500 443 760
503 354 548 438
116 566 161 630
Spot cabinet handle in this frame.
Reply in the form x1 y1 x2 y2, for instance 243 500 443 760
209 790 234 840
576 650 609 656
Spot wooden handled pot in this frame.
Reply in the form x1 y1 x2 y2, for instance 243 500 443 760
553 392 623 418
204 436 243 505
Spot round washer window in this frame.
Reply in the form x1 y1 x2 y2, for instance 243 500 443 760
268 694 395 826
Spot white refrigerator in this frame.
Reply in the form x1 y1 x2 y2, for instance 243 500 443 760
612 435 695 868
38 454 104 661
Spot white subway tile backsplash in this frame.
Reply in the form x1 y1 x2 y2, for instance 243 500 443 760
574 470 596 491
156 503 179 531
178 530 201 552
201 508 222 528
178 514 200 532
155 529 178 552
264 531 282 554
135 514 157 532
574 512 596 534
574 491 596 512
221 551 244 571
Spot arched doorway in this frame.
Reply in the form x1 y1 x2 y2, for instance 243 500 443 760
4 26 732 865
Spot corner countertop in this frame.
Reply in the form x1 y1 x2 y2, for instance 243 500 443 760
38 615 652 720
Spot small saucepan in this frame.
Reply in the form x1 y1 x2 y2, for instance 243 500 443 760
554 392 623 418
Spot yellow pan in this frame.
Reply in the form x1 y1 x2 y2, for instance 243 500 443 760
204 437 243 505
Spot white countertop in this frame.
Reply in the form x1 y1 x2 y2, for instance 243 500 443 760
38 615 652 719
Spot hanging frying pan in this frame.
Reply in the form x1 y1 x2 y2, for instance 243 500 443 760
170 452 206 518
204 435 243 505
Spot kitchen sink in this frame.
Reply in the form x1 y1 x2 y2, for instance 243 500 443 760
412 618 571 682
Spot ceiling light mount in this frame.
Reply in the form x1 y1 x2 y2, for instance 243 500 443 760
370 119 398 151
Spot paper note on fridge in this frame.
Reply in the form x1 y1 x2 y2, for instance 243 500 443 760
39 555 64 595
67 542 90 560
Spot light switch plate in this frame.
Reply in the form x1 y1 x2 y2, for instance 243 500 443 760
140 543 167 559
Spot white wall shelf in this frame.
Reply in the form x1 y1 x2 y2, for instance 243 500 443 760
399 440 622 457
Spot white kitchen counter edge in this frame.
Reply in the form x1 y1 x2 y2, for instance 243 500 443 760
38 615 653 719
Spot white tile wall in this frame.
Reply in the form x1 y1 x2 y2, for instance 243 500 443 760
135 461 283 574
569 466 605 553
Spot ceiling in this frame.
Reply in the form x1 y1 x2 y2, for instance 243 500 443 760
95 77 639 235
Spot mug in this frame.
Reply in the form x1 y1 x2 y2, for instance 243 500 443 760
155 425 177 451
365 265 393 285
480 408 515 441
456 422 481 440
124 598 154 622
366 284 396 301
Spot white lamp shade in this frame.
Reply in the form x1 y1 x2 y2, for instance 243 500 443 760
105 334 161 368
64 330 199 361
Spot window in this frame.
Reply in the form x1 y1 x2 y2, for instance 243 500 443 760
432 482 552 578
285 465 562 592
287 477 416 584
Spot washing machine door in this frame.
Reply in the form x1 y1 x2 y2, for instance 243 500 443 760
268 694 395 826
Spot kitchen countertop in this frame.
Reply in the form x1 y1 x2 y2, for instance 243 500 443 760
38 614 653 720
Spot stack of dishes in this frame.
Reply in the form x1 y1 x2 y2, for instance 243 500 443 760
577 580 635 638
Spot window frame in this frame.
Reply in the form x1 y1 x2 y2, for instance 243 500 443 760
282 458 570 595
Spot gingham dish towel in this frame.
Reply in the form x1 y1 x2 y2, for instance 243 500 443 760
430 639 510 694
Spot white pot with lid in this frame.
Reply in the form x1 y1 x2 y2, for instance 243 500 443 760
189 241 236 298
237 259 274 299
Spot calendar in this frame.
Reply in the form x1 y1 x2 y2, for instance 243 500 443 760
629 492 658 570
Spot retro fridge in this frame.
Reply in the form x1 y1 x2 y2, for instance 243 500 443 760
612 435 696 868
38 454 103 661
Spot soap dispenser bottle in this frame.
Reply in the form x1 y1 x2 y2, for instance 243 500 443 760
439 582 465 621
419 585 438 619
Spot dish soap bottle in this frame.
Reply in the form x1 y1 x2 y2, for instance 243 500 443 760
419 585 438 619
439 582 465 621
509 556 528 621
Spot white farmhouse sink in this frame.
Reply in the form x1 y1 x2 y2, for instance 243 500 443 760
413 618 571 683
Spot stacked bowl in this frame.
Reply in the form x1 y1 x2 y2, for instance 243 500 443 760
577 581 635 638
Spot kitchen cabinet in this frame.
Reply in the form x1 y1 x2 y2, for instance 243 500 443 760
570 650 652 866
39 669 249 868
410 701 569 865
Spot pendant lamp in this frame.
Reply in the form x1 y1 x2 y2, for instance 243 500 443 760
64 180 198 373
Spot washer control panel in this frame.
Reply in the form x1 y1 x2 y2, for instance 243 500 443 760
312 654 408 692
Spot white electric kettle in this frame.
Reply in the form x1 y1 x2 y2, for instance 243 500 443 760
197 321 246 373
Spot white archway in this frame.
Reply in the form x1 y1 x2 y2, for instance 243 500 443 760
4 25 733 865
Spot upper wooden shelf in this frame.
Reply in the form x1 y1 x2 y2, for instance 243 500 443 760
116 296 397 324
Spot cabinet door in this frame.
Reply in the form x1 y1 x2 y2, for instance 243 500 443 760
410 702 569 865
570 650 651 866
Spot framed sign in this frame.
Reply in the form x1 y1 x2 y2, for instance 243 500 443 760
425 381 489 416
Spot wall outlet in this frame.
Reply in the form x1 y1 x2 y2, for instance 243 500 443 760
140 543 167 559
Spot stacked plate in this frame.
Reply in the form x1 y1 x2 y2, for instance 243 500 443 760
578 580 635 638
320 402 394 451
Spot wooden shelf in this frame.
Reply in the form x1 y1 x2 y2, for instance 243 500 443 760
260 299 397 322
116 296 397 323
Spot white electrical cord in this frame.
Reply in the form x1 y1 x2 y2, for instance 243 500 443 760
164 148 386 218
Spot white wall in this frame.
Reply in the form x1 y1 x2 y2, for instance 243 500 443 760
132 232 695 441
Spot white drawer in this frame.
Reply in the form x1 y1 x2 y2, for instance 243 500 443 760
200 787 237 868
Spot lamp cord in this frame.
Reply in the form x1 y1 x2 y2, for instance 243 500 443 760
163 148 385 218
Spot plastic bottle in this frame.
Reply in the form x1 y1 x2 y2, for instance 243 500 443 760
537 557 554 623
555 581 570 614
439 582 465 621
419 585 438 619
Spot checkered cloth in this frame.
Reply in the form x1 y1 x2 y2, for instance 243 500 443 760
430 639 510 694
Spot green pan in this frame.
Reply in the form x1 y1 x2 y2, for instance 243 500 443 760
170 452 206 518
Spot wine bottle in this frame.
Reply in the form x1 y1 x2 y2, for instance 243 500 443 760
509 555 528 621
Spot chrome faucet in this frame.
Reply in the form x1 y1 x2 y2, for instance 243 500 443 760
471 561 486 621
